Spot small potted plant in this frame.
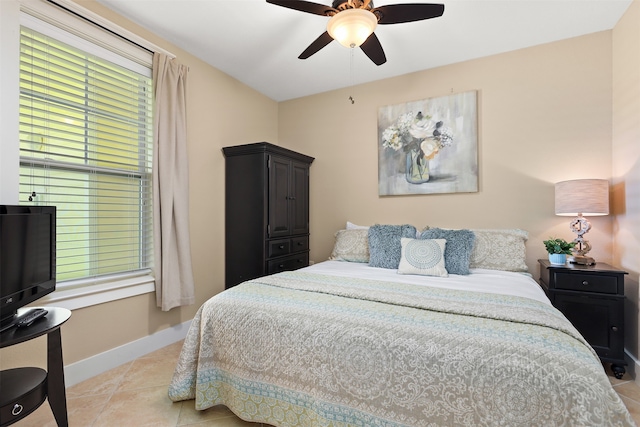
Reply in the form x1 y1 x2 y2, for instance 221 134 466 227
543 237 576 265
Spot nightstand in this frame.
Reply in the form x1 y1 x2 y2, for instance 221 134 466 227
538 259 628 379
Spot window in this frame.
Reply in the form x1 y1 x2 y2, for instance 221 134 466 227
18 11 154 297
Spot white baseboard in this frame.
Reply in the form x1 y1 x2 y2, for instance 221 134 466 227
63 319 192 387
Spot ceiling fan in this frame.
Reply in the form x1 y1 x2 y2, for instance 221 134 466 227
266 0 445 66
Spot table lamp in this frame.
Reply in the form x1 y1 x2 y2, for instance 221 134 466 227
554 179 609 265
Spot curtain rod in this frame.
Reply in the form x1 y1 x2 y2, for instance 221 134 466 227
47 0 176 58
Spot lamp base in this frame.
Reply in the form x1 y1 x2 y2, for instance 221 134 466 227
569 255 596 266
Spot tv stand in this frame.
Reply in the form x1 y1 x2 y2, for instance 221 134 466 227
0 307 71 426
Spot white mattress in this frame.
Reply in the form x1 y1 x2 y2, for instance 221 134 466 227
302 260 551 306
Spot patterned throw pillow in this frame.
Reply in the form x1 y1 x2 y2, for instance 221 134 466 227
420 228 475 275
398 238 448 277
329 229 370 263
469 229 529 272
368 224 417 269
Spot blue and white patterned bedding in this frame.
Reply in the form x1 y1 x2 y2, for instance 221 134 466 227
168 267 634 426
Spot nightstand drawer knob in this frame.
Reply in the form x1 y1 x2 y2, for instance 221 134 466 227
612 326 619 332
582 280 589 286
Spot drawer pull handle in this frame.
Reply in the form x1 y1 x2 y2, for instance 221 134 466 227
12 404 23 416
612 326 619 332
298 242 303 246
279 264 284 268
279 245 285 249
582 281 589 286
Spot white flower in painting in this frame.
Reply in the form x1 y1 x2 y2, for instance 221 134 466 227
395 112 415 135
382 127 402 150
420 139 440 160
381 111 454 162
409 117 436 139
436 126 454 147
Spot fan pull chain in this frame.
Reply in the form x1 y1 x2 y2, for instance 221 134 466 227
348 48 355 104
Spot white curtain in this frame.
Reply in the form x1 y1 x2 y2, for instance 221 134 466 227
152 52 195 311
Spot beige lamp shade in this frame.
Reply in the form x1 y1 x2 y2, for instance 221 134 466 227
327 9 377 48
555 179 610 216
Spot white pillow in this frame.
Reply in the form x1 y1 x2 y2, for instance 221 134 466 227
346 221 369 230
398 238 448 277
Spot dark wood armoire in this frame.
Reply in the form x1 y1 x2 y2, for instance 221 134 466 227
222 142 314 289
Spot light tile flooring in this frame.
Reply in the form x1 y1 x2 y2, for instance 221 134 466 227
13 340 640 426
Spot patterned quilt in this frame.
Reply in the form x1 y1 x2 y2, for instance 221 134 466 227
168 271 635 426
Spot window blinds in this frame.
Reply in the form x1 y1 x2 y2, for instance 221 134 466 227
19 19 154 286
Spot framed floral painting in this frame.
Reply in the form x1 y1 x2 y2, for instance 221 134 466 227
378 91 478 196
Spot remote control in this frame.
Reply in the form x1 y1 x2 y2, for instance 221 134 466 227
16 308 48 328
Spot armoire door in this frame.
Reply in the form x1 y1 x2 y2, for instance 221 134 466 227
290 160 309 235
268 155 291 238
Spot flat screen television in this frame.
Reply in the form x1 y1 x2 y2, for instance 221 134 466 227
0 205 56 327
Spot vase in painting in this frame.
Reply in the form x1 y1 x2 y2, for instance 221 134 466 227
405 149 429 184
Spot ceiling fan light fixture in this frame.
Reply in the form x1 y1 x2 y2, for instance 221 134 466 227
327 9 377 48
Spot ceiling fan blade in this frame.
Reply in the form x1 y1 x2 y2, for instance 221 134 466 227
360 33 386 66
266 0 337 16
299 31 334 59
373 4 445 24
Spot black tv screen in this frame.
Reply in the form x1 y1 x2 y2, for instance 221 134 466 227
0 205 56 327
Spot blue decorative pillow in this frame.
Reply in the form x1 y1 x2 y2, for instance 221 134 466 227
368 224 417 269
420 228 475 275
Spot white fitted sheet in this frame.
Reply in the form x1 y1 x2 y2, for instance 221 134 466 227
302 260 551 306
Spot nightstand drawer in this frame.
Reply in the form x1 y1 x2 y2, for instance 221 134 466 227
554 272 618 294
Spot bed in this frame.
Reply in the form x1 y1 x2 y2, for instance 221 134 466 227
168 226 635 426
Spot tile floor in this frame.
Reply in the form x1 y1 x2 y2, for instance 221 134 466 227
13 340 640 426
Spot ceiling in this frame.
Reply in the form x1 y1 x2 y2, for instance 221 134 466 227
94 0 632 102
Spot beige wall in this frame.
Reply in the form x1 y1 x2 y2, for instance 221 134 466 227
3 0 639 376
0 0 278 369
279 31 614 276
613 0 640 360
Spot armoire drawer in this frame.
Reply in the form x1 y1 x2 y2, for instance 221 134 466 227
267 253 309 274
268 236 309 258
291 236 309 252
268 239 291 258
